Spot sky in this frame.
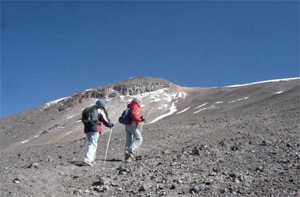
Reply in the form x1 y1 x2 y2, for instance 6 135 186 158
1 1 299 118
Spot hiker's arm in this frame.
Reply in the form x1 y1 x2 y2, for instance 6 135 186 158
98 109 114 127
100 117 114 128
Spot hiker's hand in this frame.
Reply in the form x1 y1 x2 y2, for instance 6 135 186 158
108 123 114 128
141 116 145 122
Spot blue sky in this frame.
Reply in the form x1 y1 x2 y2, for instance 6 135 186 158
1 1 299 118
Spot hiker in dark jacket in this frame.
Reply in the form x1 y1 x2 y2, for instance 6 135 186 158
83 99 114 166
124 98 145 162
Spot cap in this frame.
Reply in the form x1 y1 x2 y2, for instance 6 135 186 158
96 99 105 106
131 98 141 104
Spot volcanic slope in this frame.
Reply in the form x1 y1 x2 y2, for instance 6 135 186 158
0 77 299 196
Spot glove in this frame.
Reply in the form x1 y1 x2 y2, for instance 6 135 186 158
141 116 145 122
108 123 114 128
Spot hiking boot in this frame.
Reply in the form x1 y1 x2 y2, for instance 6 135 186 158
124 152 129 160
128 151 136 160
125 150 136 160
83 159 93 166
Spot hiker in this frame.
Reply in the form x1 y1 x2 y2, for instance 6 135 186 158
124 98 145 162
83 99 114 166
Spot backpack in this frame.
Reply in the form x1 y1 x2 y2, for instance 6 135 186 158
119 108 131 124
82 106 98 126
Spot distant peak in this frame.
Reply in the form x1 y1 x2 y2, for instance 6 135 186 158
111 77 174 96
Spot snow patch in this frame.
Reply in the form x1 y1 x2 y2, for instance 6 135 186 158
229 97 249 103
227 77 299 88
176 107 190 114
275 91 284 94
150 103 177 124
84 88 92 92
67 115 75 120
193 105 217 114
47 97 68 105
153 98 161 102
128 88 186 102
44 96 69 108
237 97 249 101
21 139 29 144
158 104 168 109
120 89 187 111
194 103 208 109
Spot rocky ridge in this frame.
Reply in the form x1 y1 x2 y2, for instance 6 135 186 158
0 77 175 152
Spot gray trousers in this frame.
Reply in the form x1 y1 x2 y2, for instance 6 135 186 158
125 124 143 153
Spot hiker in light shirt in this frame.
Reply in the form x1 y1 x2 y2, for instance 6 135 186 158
83 99 114 166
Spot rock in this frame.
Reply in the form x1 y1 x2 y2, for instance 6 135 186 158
116 187 123 191
16 175 26 182
229 173 236 178
157 190 167 196
150 174 157 180
13 178 21 184
162 150 170 154
260 140 271 146
286 143 292 147
170 184 176 189
117 166 130 175
103 185 109 191
139 182 153 191
190 184 205 193
212 167 219 173
93 185 109 193
93 177 109 186
231 145 239 151
191 147 200 155
29 163 39 169
99 177 109 185
157 184 165 190
73 189 83 195
209 172 217 176
131 190 139 194
256 166 264 172
200 145 208 151
48 156 53 163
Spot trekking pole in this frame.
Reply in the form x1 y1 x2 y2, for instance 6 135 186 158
104 127 113 164
72 139 87 162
